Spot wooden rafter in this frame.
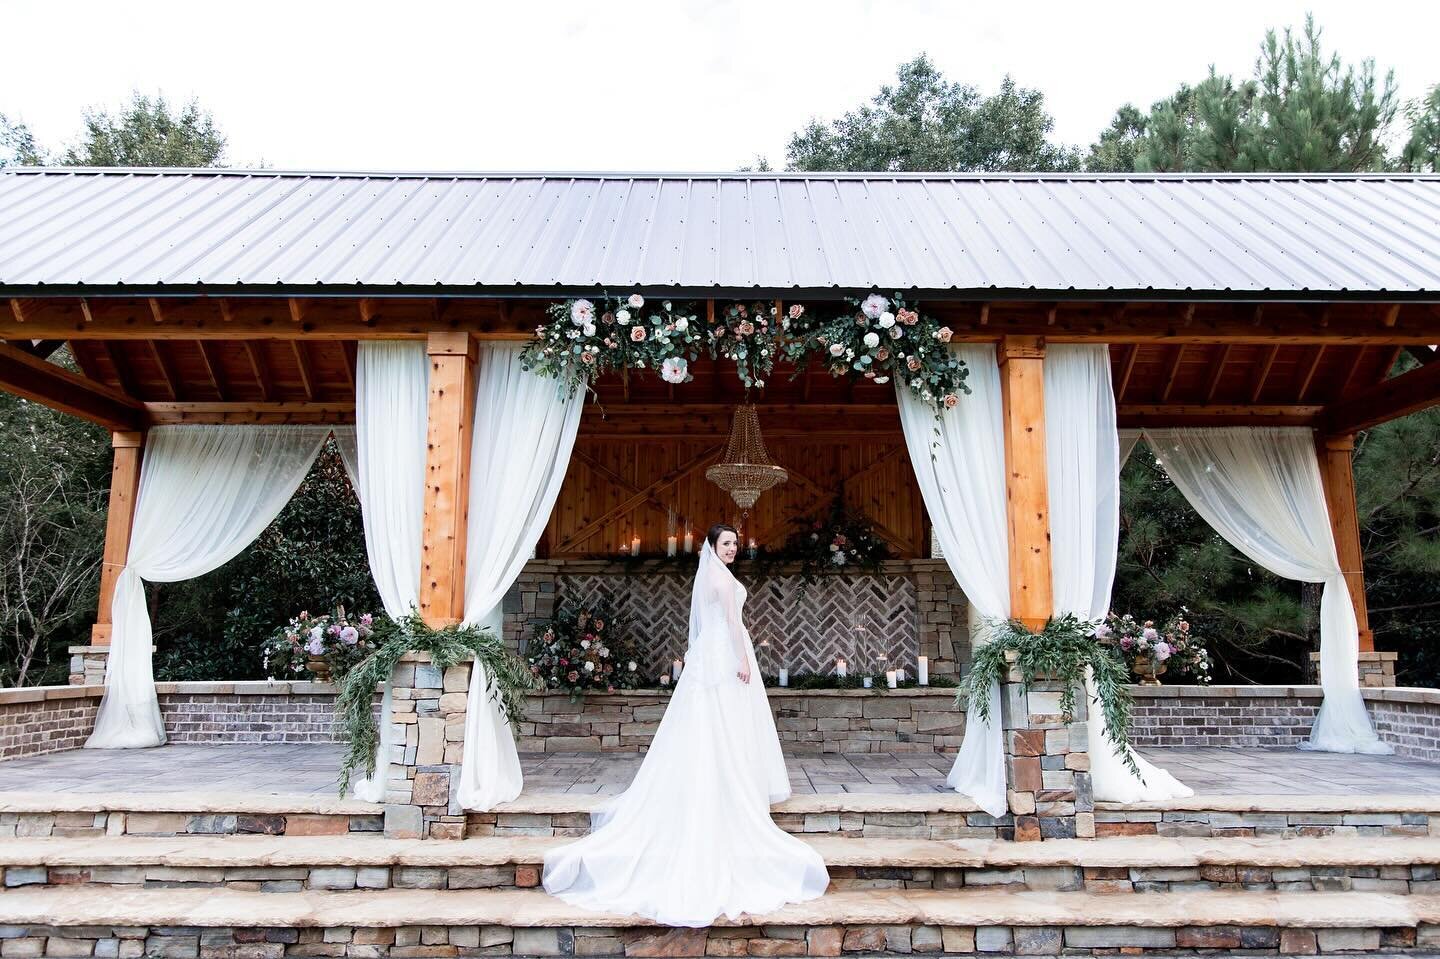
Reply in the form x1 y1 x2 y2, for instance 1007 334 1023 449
291 341 316 400
147 341 180 400
569 448 676 521
339 341 357 390
1324 359 1440 434
1204 344 1232 403
244 342 272 401
100 342 138 397
194 341 226 400
9 298 26 324
146 402 354 425
218 299 236 324
1337 347 1371 398
148 298 166 325
289 298 305 325
0 341 143 429
1297 345 1327 402
1251 345 1280 403
67 342 102 380
1159 345 1186 403
555 444 722 553
1116 344 1139 402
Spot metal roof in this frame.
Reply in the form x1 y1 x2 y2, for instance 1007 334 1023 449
2 168 1439 297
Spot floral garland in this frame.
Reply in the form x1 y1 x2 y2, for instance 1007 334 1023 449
525 598 648 700
524 291 969 412
782 497 890 585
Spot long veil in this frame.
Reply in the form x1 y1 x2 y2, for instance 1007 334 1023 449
685 539 743 686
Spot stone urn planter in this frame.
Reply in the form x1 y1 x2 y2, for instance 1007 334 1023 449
306 655 332 682
1130 655 1166 686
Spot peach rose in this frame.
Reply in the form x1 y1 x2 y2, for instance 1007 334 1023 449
630 326 647 342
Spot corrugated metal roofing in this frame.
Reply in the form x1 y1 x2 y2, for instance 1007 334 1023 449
2 169 1439 296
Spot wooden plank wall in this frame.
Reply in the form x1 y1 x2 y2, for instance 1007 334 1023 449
545 429 926 559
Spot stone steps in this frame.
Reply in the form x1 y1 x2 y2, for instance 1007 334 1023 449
6 834 1440 895
2 886 1438 956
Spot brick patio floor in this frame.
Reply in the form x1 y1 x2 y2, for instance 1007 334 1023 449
3 744 1439 798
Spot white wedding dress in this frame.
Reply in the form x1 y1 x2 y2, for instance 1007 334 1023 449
541 540 830 927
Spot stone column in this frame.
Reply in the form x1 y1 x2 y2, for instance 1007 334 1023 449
1001 658 1093 841
380 651 473 840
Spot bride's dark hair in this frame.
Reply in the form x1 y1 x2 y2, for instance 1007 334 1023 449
706 523 738 548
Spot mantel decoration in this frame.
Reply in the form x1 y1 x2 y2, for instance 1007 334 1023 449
523 291 970 413
706 404 789 510
1097 611 1212 686
963 614 1141 778
783 496 891 585
263 607 377 683
525 598 647 701
335 612 537 795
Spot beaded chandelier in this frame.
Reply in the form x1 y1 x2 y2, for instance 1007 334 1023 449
705 404 788 511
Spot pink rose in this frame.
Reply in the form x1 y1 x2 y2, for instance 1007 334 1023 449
875 347 890 361
737 321 754 336
580 351 596 365
630 326 647 342
907 356 922 372
788 304 805 320
898 309 918 326
943 394 959 408
936 327 953 343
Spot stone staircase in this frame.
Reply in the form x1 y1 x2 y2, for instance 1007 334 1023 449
6 790 1440 956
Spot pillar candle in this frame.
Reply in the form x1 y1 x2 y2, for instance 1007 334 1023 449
630 536 641 557
683 530 694 553
778 667 788 687
918 656 929 685
666 535 678 557
862 675 872 688
672 659 682 680
835 657 847 678
897 667 906 683
885 669 897 689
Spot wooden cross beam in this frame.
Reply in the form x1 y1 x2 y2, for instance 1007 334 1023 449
555 445 722 553
1323 358 1440 434
0 341 143 430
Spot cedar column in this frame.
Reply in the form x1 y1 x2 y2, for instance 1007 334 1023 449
998 336 1053 630
1316 433 1373 652
91 430 144 645
419 332 476 627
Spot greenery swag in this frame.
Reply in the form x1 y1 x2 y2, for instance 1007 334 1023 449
522 292 969 412
335 612 537 796
782 496 891 585
961 613 1141 779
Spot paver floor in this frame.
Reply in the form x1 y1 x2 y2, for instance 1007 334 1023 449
2 743 1438 798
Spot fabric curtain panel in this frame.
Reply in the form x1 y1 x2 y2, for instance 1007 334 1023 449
1118 429 1143 470
895 346 1010 817
458 343 585 811
1043 346 1192 803
1146 427 1390 754
86 425 332 749
335 341 431 802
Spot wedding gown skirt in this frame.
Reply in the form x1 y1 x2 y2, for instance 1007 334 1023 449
541 619 830 927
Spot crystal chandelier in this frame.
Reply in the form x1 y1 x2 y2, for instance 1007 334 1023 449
706 404 788 511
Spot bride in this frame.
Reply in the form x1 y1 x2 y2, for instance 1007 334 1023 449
541 524 831 927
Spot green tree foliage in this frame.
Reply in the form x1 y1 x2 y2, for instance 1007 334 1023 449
62 93 226 168
784 54 1080 172
0 113 43 167
1402 85 1440 172
1089 16 1398 173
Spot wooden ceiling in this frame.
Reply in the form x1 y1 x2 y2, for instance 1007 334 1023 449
2 296 1437 435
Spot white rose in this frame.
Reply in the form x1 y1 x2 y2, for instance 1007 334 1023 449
570 299 595 326
582 322 596 337
628 293 645 309
581 639 591 649
627 661 637 671
861 293 889 319
863 332 881 349
661 357 689 384
674 317 688 331
584 661 595 672
616 309 631 325
875 376 890 384
879 312 895 328
829 344 845 357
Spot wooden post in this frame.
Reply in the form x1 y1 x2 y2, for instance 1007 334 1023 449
998 336 1053 630
419 332 476 627
91 430 145 645
1316 433 1373 652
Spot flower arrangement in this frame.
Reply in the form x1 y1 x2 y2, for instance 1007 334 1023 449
1096 612 1212 685
782 497 890 585
520 294 706 395
783 292 970 409
525 598 647 701
707 300 801 389
263 607 377 683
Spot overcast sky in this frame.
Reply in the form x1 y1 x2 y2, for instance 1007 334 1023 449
5 0 1437 172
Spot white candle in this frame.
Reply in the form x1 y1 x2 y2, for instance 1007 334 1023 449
918 656 929 686
631 536 641 557
862 675 872 688
885 669 897 689
897 667 906 683
778 667 788 687
835 657 847 678
683 530 694 553
672 659 682 680
667 535 678 557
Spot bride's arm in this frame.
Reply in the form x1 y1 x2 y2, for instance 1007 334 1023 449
715 581 750 680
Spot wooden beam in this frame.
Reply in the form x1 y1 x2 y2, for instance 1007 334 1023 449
998 335 1052 630
556 444 722 553
339 341 357 390
288 298 305 325
100 342 138 398
1118 404 1321 428
90 431 145 646
1297 345 1327 402
419 332 476 627
243 342 272 401
145 402 355 425
0 341 143 429
1204 344 1233 403
1382 304 1401 327
1324 358 1440 434
68 342 102 380
1251 346 1280 403
1337 348 1372 398
1315 434 1373 652
291 341 316 400
1159 345 1186 403
147 341 180 400
570 448 675 520
1116 344 1139 402
148 298 166 325
195 341 226 401
9 299 26 324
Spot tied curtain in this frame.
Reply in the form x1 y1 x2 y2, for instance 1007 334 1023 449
340 341 583 810
334 341 430 803
457 342 584 810
86 425 333 749
1145 428 1390 754
1044 347 1192 803
895 346 1009 817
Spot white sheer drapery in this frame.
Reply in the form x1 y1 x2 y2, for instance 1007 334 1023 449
86 425 331 749
335 341 431 802
1119 429 1143 470
1146 427 1390 754
458 343 584 811
896 347 1010 817
1044 347 1192 802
